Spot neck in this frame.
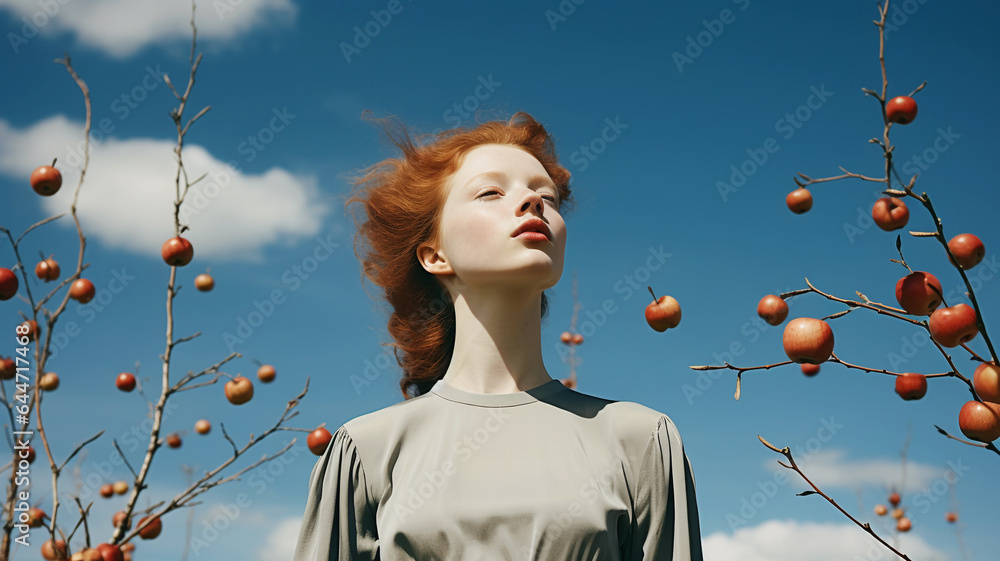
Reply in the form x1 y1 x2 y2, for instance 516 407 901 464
440 285 553 394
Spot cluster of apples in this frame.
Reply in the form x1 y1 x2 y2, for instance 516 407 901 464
786 95 919 215
645 286 681 332
873 491 912 532
559 331 584 345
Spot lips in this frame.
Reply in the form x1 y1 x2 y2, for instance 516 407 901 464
512 219 551 240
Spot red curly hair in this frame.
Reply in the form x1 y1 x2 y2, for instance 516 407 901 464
344 111 576 400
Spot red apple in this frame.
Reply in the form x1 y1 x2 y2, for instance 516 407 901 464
19 319 38 342
0 356 16 380
0 267 18 300
871 197 909 231
41 538 68 560
95 543 124 561
885 95 918 125
928 303 979 348
559 331 572 344
974 361 1000 403
25 445 35 463
874 504 888 516
945 512 958 523
194 419 211 434
112 510 132 530
116 372 136 392
757 294 789 326
786 188 813 214
895 271 942 315
645 287 681 331
35 257 61 282
958 400 1000 442
888 492 901 507
894 372 927 400
100 483 114 498
896 517 912 532
800 363 820 377
137 516 162 539
161 236 194 267
224 376 254 405
40 372 59 391
194 273 214 291
307 427 333 456
30 165 62 196
28 507 46 527
571 333 584 345
948 233 985 270
70 278 96 303
165 433 182 449
257 364 276 383
782 317 835 364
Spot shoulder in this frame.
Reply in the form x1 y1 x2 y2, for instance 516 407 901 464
341 389 438 444
553 386 685 447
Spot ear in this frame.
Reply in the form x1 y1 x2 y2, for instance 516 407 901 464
416 240 453 276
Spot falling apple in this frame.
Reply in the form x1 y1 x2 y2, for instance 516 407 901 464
895 271 942 315
161 236 194 267
757 294 789 326
958 400 1000 442
644 286 681 331
782 317 834 364
194 419 211 434
137 515 162 539
947 233 985 270
30 165 62 196
34 257 60 282
257 364 276 383
894 372 927 401
307 427 333 456
225 376 254 405
70 278 96 303
973 361 1000 403
800 363 820 377
194 273 215 291
0 268 17 301
871 197 909 231
785 188 813 214
116 372 136 392
928 303 979 348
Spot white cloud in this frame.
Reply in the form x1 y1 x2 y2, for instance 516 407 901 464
704 519 948 561
0 115 331 263
766 449 946 493
259 516 301 561
0 0 296 58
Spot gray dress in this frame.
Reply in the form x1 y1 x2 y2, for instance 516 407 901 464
293 378 703 560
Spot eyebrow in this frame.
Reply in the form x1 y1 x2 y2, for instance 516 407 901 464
464 171 558 192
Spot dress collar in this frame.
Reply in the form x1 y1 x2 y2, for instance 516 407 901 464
430 377 568 407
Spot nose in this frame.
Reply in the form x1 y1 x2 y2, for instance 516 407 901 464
517 190 546 221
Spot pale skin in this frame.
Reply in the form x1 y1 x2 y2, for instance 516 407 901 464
416 143 568 395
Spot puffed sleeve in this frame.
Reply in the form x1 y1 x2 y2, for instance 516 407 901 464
627 415 703 561
292 425 380 561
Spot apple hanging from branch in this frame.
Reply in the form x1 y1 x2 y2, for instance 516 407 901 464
782 317 835 364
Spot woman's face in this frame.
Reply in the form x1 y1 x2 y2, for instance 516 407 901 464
417 143 567 295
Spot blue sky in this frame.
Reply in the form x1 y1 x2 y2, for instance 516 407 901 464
2 0 999 559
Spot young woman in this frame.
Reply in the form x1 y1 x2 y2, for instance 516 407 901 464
293 112 703 560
